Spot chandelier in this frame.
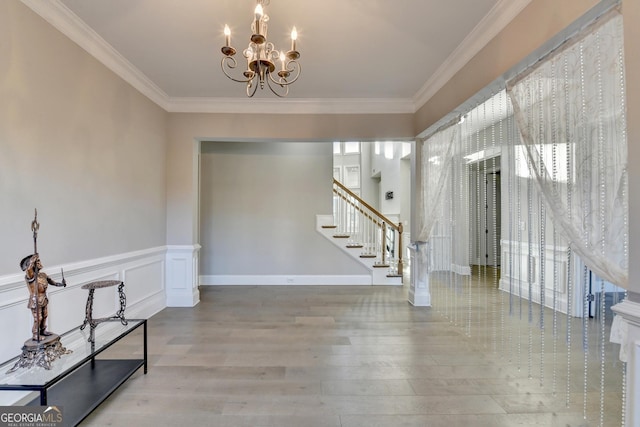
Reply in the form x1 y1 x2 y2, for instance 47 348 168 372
221 0 301 97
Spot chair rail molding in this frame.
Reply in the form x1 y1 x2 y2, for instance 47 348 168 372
0 246 166 365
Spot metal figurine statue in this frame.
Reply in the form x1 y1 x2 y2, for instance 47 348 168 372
8 210 71 373
22 209 68 341
20 253 66 341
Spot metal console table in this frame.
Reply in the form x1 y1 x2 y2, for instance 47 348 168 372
80 280 128 343
0 319 147 427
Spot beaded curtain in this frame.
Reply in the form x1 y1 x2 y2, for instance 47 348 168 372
418 11 627 426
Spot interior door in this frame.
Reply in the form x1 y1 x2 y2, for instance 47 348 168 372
485 171 501 267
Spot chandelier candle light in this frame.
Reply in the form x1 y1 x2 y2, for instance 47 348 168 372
221 0 301 97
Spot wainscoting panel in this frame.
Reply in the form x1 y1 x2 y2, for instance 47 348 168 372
499 239 570 314
166 245 201 307
0 247 167 364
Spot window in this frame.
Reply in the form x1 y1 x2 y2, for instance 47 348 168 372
333 141 341 155
344 141 360 154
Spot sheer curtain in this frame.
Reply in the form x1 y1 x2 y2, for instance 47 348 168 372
417 9 628 426
506 11 628 288
417 125 457 242
417 11 628 287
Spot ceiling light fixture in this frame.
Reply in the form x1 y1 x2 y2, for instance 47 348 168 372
221 0 301 97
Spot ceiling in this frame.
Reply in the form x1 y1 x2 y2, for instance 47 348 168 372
23 0 531 113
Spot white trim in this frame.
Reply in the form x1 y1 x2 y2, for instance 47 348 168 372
613 299 640 327
127 289 166 320
19 0 170 110
634 340 640 427
611 299 640 426
0 246 166 290
498 277 570 315
451 264 472 276
413 0 532 109
409 286 431 306
167 97 415 115
408 243 431 306
200 275 372 286
0 247 167 363
165 287 200 307
166 245 201 307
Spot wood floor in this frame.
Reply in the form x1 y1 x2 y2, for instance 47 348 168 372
82 283 616 426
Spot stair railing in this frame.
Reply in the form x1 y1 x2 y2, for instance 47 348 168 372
331 179 404 276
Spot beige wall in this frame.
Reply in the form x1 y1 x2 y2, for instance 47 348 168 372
414 0 600 134
166 112 414 245
0 2 168 274
199 141 366 276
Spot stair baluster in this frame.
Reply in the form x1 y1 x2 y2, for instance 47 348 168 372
332 179 403 279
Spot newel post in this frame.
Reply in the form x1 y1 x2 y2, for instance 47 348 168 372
381 222 387 264
397 222 404 274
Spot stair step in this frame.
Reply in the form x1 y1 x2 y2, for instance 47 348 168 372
333 235 350 239
346 244 363 248
359 254 376 259
322 225 337 229
373 264 390 268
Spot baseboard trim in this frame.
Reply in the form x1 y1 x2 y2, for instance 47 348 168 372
166 287 201 307
127 289 166 319
451 264 472 275
409 287 431 306
498 277 569 315
200 275 372 286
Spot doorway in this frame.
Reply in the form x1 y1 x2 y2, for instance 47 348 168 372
470 157 501 268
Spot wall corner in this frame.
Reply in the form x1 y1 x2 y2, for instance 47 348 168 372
166 245 201 307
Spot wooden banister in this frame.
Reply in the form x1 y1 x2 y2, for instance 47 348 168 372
333 179 400 231
332 178 404 276
335 192 383 227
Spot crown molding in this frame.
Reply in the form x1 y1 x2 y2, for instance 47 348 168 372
20 0 171 110
21 0 529 115
413 0 532 110
20 0 413 115
167 97 415 115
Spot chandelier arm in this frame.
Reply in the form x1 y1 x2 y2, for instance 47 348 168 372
221 56 254 84
246 79 260 97
267 61 301 87
284 61 302 85
265 74 289 97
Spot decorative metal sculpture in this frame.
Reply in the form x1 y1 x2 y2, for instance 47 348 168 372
8 210 71 373
80 280 128 344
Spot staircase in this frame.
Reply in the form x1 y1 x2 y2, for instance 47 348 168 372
316 179 404 286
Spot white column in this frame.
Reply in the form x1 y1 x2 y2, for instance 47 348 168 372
166 245 201 307
611 299 640 426
619 2 640 424
408 242 430 306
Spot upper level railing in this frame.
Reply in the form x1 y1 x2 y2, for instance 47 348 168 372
332 179 403 276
